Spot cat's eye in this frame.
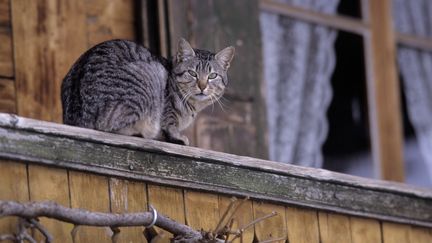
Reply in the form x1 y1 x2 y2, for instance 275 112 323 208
188 70 197 77
208 73 217 79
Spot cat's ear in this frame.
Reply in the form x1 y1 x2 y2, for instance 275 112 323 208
215 46 235 70
176 38 195 62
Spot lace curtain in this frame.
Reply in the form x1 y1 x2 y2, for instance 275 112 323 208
393 0 432 178
260 0 339 167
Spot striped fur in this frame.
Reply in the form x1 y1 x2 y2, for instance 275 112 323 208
61 38 234 145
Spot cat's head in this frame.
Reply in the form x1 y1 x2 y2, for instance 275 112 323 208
172 38 235 106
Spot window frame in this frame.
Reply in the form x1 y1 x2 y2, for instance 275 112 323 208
260 0 431 182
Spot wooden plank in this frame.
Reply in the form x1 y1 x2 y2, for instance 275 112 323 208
109 178 148 242
0 0 13 78
184 191 219 232
218 196 254 243
147 184 185 243
253 202 286 242
0 160 29 237
363 0 404 181
318 212 352 243
11 0 87 122
285 207 319 243
28 165 73 242
350 217 381 243
69 171 111 242
85 0 136 47
0 79 16 113
382 222 410 243
409 226 432 243
397 33 432 52
85 0 135 22
0 114 432 227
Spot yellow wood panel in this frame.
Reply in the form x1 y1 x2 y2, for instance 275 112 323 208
85 0 136 47
184 191 219 232
409 226 432 243
218 196 254 243
109 178 148 242
382 222 410 243
28 165 73 242
148 185 185 243
318 212 352 243
0 79 16 114
11 0 87 122
0 0 13 77
85 0 135 22
253 202 286 242
0 161 29 237
286 207 319 243
350 217 381 243
69 171 112 242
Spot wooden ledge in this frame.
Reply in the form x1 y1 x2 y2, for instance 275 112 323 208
0 113 431 227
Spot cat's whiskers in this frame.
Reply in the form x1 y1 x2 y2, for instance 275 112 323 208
209 93 215 113
211 93 226 113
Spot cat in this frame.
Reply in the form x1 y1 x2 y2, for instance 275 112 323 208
61 38 235 145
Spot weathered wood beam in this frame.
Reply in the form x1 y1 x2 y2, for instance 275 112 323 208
0 113 431 227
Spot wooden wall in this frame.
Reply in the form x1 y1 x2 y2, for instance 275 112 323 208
1 160 431 243
0 0 136 122
0 0 269 159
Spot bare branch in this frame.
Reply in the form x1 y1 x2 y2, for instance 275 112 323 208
227 211 278 243
214 197 237 234
0 234 15 241
0 201 202 241
239 211 277 232
29 218 53 243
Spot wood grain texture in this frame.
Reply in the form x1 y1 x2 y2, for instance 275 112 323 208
0 0 13 78
364 0 404 182
109 178 148 242
85 0 136 47
147 184 185 243
0 160 29 237
11 0 87 122
285 207 319 243
184 191 219 232
408 226 432 243
28 165 73 242
0 114 431 227
318 212 352 243
350 217 381 243
69 171 112 242
218 196 254 243
382 222 410 243
0 79 15 114
253 202 286 242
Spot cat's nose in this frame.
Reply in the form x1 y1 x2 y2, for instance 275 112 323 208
198 80 207 92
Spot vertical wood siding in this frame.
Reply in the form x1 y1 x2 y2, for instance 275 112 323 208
0 161 431 242
0 0 136 122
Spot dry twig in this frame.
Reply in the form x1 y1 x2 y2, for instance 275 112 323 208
0 199 282 243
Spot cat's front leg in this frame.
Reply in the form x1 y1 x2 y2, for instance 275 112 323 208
163 125 190 146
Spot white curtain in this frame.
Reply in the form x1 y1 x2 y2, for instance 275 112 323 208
394 0 432 177
260 0 339 167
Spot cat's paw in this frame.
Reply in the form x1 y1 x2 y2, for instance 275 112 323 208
169 135 189 146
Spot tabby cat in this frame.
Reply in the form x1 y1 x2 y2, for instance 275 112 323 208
61 38 235 145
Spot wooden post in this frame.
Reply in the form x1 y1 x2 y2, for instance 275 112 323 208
363 0 405 181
